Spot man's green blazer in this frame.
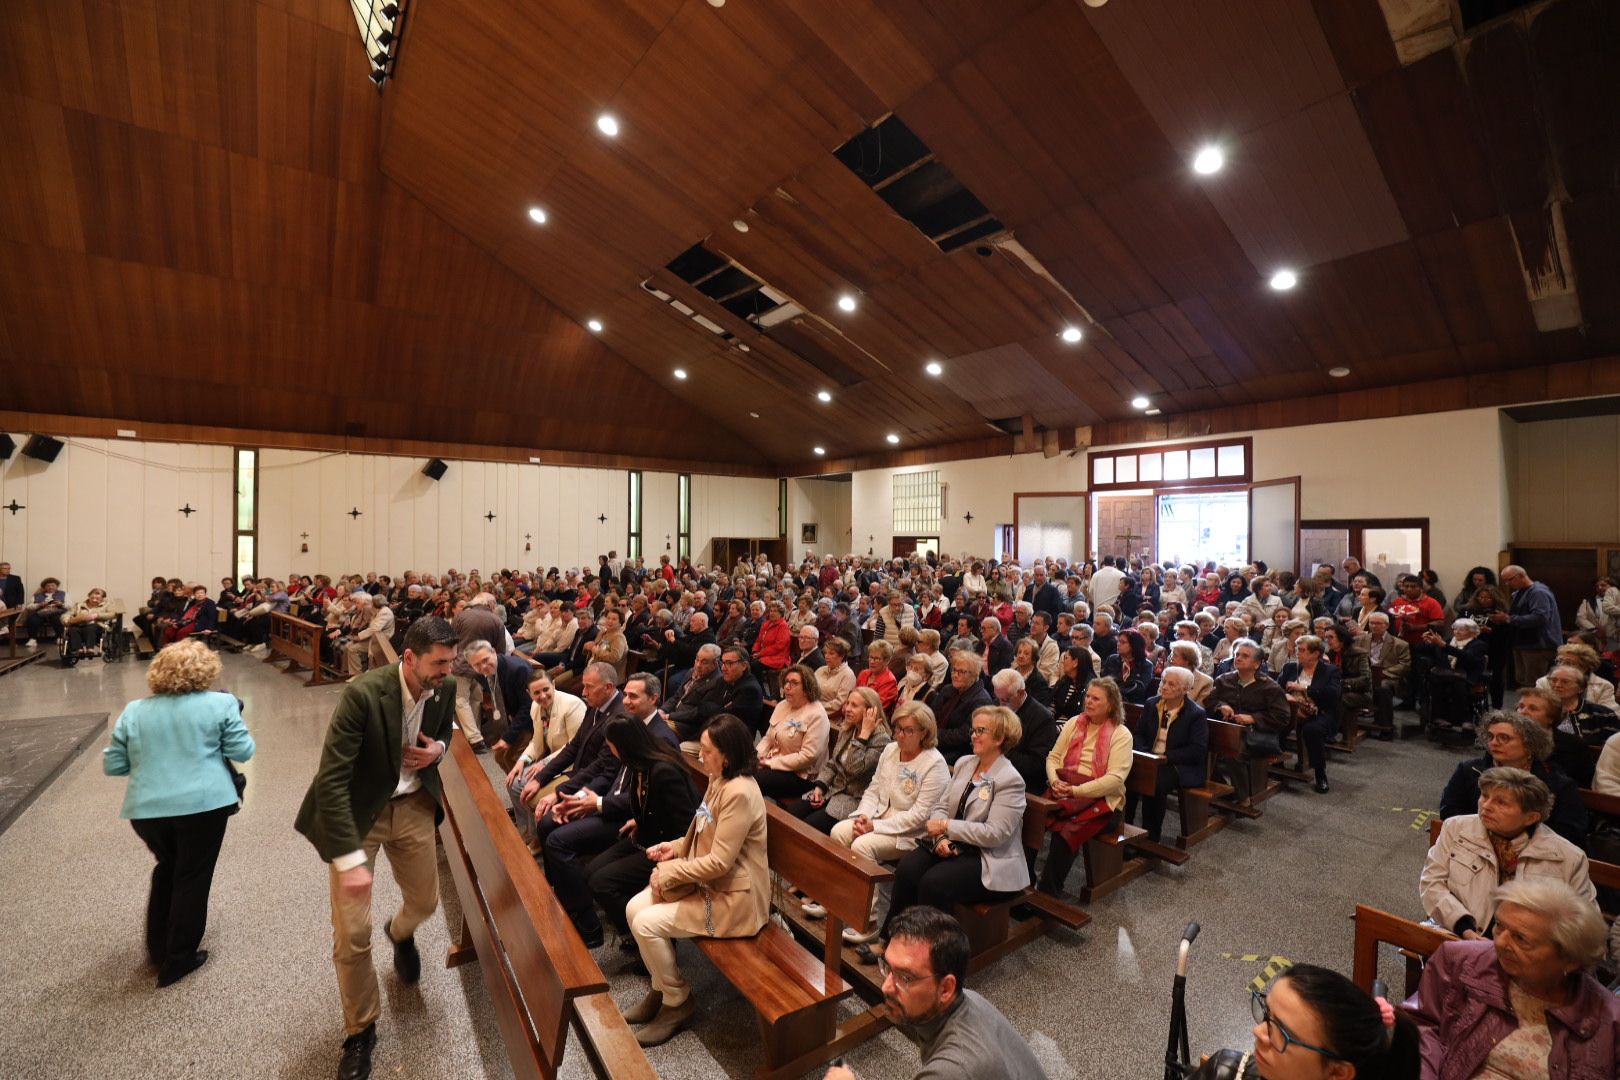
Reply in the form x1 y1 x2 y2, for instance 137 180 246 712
295 662 459 862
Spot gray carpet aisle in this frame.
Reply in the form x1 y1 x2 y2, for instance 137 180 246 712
0 654 1472 1079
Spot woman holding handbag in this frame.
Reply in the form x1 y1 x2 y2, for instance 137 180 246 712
1036 676 1134 897
102 638 254 987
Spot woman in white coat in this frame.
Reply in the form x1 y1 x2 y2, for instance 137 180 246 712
1420 766 1594 938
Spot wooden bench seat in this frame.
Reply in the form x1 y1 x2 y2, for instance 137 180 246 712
1351 904 1456 997
1071 751 1191 902
265 611 348 686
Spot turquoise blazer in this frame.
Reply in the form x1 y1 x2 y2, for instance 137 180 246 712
103 690 256 820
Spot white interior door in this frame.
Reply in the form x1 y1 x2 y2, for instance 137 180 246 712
1249 477 1300 574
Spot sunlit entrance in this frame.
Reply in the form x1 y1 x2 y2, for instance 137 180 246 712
1156 491 1249 568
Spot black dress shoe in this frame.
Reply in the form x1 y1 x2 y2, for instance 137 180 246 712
578 925 605 949
157 949 208 986
388 920 420 984
1313 778 1331 794
472 742 490 755
338 1024 375 1080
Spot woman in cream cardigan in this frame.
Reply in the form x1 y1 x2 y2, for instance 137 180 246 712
504 668 588 845
623 713 769 1047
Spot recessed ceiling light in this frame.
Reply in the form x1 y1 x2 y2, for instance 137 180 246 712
1269 268 1298 291
737 343 750 352
1328 366 1351 378
1131 396 1150 409
1144 408 1162 416
925 361 943 376
732 218 749 232
1192 145 1224 176
596 113 619 137
1060 326 1083 344
813 446 825 455
886 433 900 445
749 411 760 418
527 206 547 225
816 390 832 403
673 368 687 380
837 294 857 312
586 319 603 333
707 0 726 7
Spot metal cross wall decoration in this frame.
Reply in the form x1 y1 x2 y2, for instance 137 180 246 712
485 511 496 522
2 500 23 515
1115 526 1142 559
963 511 974 523
597 514 608 524
300 532 310 541
348 507 363 519
178 504 197 517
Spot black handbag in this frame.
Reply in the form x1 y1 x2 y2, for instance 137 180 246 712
223 758 246 814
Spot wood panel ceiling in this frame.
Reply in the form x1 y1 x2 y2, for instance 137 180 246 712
4 0 1618 473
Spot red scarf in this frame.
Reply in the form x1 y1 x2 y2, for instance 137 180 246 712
1050 716 1118 852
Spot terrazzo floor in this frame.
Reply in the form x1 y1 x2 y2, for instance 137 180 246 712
0 652 1480 1079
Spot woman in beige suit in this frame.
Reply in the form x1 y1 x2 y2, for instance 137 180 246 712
623 713 769 1047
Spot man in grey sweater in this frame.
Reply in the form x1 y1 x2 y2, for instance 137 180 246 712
825 906 1047 1080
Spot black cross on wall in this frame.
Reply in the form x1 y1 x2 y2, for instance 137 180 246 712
2 500 23 515
348 507 363 519
178 504 197 517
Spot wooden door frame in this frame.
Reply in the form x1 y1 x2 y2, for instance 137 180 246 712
1012 491 1088 563
1299 516 1430 578
1249 477 1302 573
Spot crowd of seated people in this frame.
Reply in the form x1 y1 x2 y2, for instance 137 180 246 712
34 542 1620 1066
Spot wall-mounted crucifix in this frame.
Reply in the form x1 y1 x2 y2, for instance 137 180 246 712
348 507 363 519
1115 526 1142 559
178 504 197 517
485 511 496 522
300 531 310 554
963 511 974 523
524 533 533 552
2 500 23 515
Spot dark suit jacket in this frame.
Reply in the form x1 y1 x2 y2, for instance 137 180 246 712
1102 653 1151 704
705 672 767 734
660 627 716 671
929 681 994 762
600 750 697 844
1 574 24 610
982 634 1014 678
493 653 534 744
1131 696 1209 787
294 664 459 862
561 626 598 675
177 598 217 634
1024 583 1064 624
537 691 623 789
1278 661 1343 725
581 713 680 798
667 672 725 739
1008 695 1058 795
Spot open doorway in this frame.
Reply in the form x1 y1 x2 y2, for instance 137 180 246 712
893 536 939 560
1157 491 1249 567
1300 519 1429 582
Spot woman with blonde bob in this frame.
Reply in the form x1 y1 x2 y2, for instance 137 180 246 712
1037 675 1135 897
103 638 255 987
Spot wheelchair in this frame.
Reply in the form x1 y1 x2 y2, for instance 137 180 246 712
60 614 124 667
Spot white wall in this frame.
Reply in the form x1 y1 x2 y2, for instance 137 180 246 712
787 478 854 561
849 408 1513 587
691 474 780 563
643 471 679 563
0 435 233 611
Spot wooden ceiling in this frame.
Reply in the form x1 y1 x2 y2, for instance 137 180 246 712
4 0 1618 473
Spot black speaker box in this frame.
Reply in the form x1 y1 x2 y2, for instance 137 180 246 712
422 457 448 481
0 434 14 460
22 435 64 462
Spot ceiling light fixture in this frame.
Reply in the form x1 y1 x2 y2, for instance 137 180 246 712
925 361 943 376
1131 396 1150 409
1269 268 1298 292
749 411 760 418
837 294 857 313
1145 408 1162 416
813 446 825 455
596 113 620 137
886 433 900 445
1328 366 1351 378
527 206 547 224
816 390 832 403
737 343 750 352
1060 326 1083 344
673 368 687 380
1192 145 1225 175
586 319 603 333
732 219 749 232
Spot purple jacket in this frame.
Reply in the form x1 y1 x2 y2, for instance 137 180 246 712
1402 939 1618 1079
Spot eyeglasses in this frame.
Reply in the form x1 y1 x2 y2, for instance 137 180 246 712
720 658 747 667
1250 989 1343 1060
876 956 935 991
970 726 991 737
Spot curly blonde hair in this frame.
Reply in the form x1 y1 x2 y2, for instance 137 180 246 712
147 638 222 695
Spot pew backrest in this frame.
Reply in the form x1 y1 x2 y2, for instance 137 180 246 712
1351 904 1454 993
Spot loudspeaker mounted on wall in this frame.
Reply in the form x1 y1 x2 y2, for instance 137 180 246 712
421 458 448 481
0 434 14 460
22 435 64 463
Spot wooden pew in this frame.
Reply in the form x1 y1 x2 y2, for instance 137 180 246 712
1350 904 1455 997
1169 720 1239 847
0 606 48 677
438 735 653 1080
950 795 1090 966
265 611 347 686
1077 751 1191 902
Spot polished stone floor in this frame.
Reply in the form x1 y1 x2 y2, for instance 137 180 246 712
0 652 1475 1079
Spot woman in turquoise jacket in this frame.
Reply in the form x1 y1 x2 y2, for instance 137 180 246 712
104 638 254 986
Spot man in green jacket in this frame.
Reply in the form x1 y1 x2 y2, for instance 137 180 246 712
295 615 459 1080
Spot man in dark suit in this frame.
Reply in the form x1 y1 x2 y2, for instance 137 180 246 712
990 667 1058 795
929 651 994 764
666 644 725 741
295 616 460 1080
1125 667 1209 843
657 610 715 675
466 642 536 770
0 562 23 611
539 672 678 945
979 616 1014 679
705 644 766 734
1023 566 1065 627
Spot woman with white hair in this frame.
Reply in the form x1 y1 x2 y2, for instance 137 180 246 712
1420 767 1594 938
1420 617 1489 732
1403 879 1620 1075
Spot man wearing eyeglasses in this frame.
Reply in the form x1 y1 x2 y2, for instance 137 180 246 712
703 645 766 735
824 905 1047 1080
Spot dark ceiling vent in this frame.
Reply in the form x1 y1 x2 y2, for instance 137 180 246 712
767 320 867 387
664 242 789 325
986 416 1032 436
1459 0 1537 31
835 115 1004 252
